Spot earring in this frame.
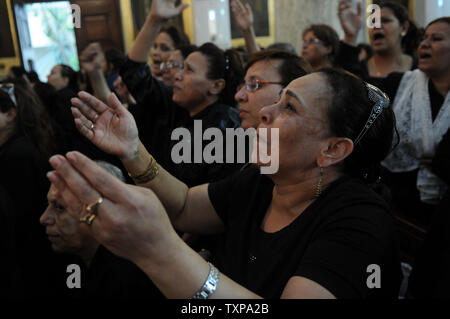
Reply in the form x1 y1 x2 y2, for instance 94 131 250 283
315 167 324 198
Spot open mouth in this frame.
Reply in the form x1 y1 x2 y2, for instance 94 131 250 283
419 53 432 59
373 33 385 41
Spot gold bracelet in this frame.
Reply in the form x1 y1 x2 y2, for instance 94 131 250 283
128 156 159 184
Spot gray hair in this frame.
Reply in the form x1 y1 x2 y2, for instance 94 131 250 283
95 161 126 182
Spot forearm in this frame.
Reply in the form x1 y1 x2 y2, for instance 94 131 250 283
87 69 111 103
137 233 262 299
129 16 165 63
242 26 260 55
121 141 188 222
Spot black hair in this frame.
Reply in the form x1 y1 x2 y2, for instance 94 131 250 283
8 66 26 79
0 78 55 159
426 16 450 29
303 24 340 65
378 2 422 57
267 42 298 55
58 64 79 93
104 48 126 74
176 44 198 59
161 24 190 48
246 49 312 87
27 71 40 84
318 68 396 183
197 43 244 107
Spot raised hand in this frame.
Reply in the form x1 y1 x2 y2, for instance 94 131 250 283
231 0 254 32
80 43 104 74
150 0 190 22
338 0 363 45
71 91 139 160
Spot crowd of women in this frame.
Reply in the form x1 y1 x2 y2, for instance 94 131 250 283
0 0 449 299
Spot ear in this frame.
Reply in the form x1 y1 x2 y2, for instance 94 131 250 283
316 137 354 168
209 79 226 96
401 20 410 37
62 76 70 87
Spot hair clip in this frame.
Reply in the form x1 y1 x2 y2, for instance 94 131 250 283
0 83 17 107
225 55 231 71
354 83 390 145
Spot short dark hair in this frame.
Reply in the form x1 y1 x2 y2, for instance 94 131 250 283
303 24 340 65
246 49 312 87
197 43 244 107
426 16 450 29
161 24 190 48
176 44 198 59
58 64 79 93
104 48 126 73
318 68 396 182
266 42 297 55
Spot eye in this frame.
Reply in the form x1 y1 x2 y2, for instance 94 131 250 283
284 103 297 113
53 202 65 213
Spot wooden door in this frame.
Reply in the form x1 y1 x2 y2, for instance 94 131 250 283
71 0 124 53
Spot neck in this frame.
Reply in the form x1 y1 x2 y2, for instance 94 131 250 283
188 96 218 117
431 71 450 98
372 50 404 66
270 168 339 218
79 242 100 268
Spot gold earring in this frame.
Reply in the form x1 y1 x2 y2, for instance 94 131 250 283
315 167 324 198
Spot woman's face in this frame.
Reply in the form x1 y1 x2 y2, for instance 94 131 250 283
301 31 331 68
162 50 185 87
235 59 284 130
256 73 332 174
47 65 69 91
40 185 94 254
369 8 408 54
151 32 176 78
172 51 216 110
418 22 450 77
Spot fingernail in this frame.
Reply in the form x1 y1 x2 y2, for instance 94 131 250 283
66 152 76 163
47 171 56 182
49 156 61 168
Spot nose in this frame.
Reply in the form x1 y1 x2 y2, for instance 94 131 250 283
259 102 280 125
40 206 55 226
174 68 185 82
419 37 431 49
234 85 248 104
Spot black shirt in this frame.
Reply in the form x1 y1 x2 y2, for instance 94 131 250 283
121 58 244 187
208 166 401 299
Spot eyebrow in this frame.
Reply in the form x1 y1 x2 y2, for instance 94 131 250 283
285 89 308 108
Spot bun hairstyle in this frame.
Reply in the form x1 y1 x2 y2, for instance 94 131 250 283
318 68 396 183
378 2 422 57
197 43 244 107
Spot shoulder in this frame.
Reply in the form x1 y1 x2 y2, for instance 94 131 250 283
204 104 241 130
0 135 40 161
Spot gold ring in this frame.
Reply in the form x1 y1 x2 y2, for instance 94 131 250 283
86 197 103 214
91 123 95 130
93 114 99 122
80 213 97 226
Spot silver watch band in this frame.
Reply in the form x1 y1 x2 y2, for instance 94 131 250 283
191 263 220 299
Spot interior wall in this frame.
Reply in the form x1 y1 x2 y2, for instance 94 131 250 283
0 0 21 79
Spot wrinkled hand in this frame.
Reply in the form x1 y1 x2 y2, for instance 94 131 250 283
231 0 254 32
47 152 174 265
149 0 189 22
338 0 363 39
80 43 105 74
71 91 139 160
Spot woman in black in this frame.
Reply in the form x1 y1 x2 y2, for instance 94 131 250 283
0 80 58 297
74 0 245 187
52 68 401 299
337 0 420 80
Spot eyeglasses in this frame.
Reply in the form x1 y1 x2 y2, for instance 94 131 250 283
302 38 323 47
160 61 184 72
0 83 17 107
238 79 283 92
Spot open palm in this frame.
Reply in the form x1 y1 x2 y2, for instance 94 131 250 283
338 0 363 38
151 0 189 21
71 92 139 160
